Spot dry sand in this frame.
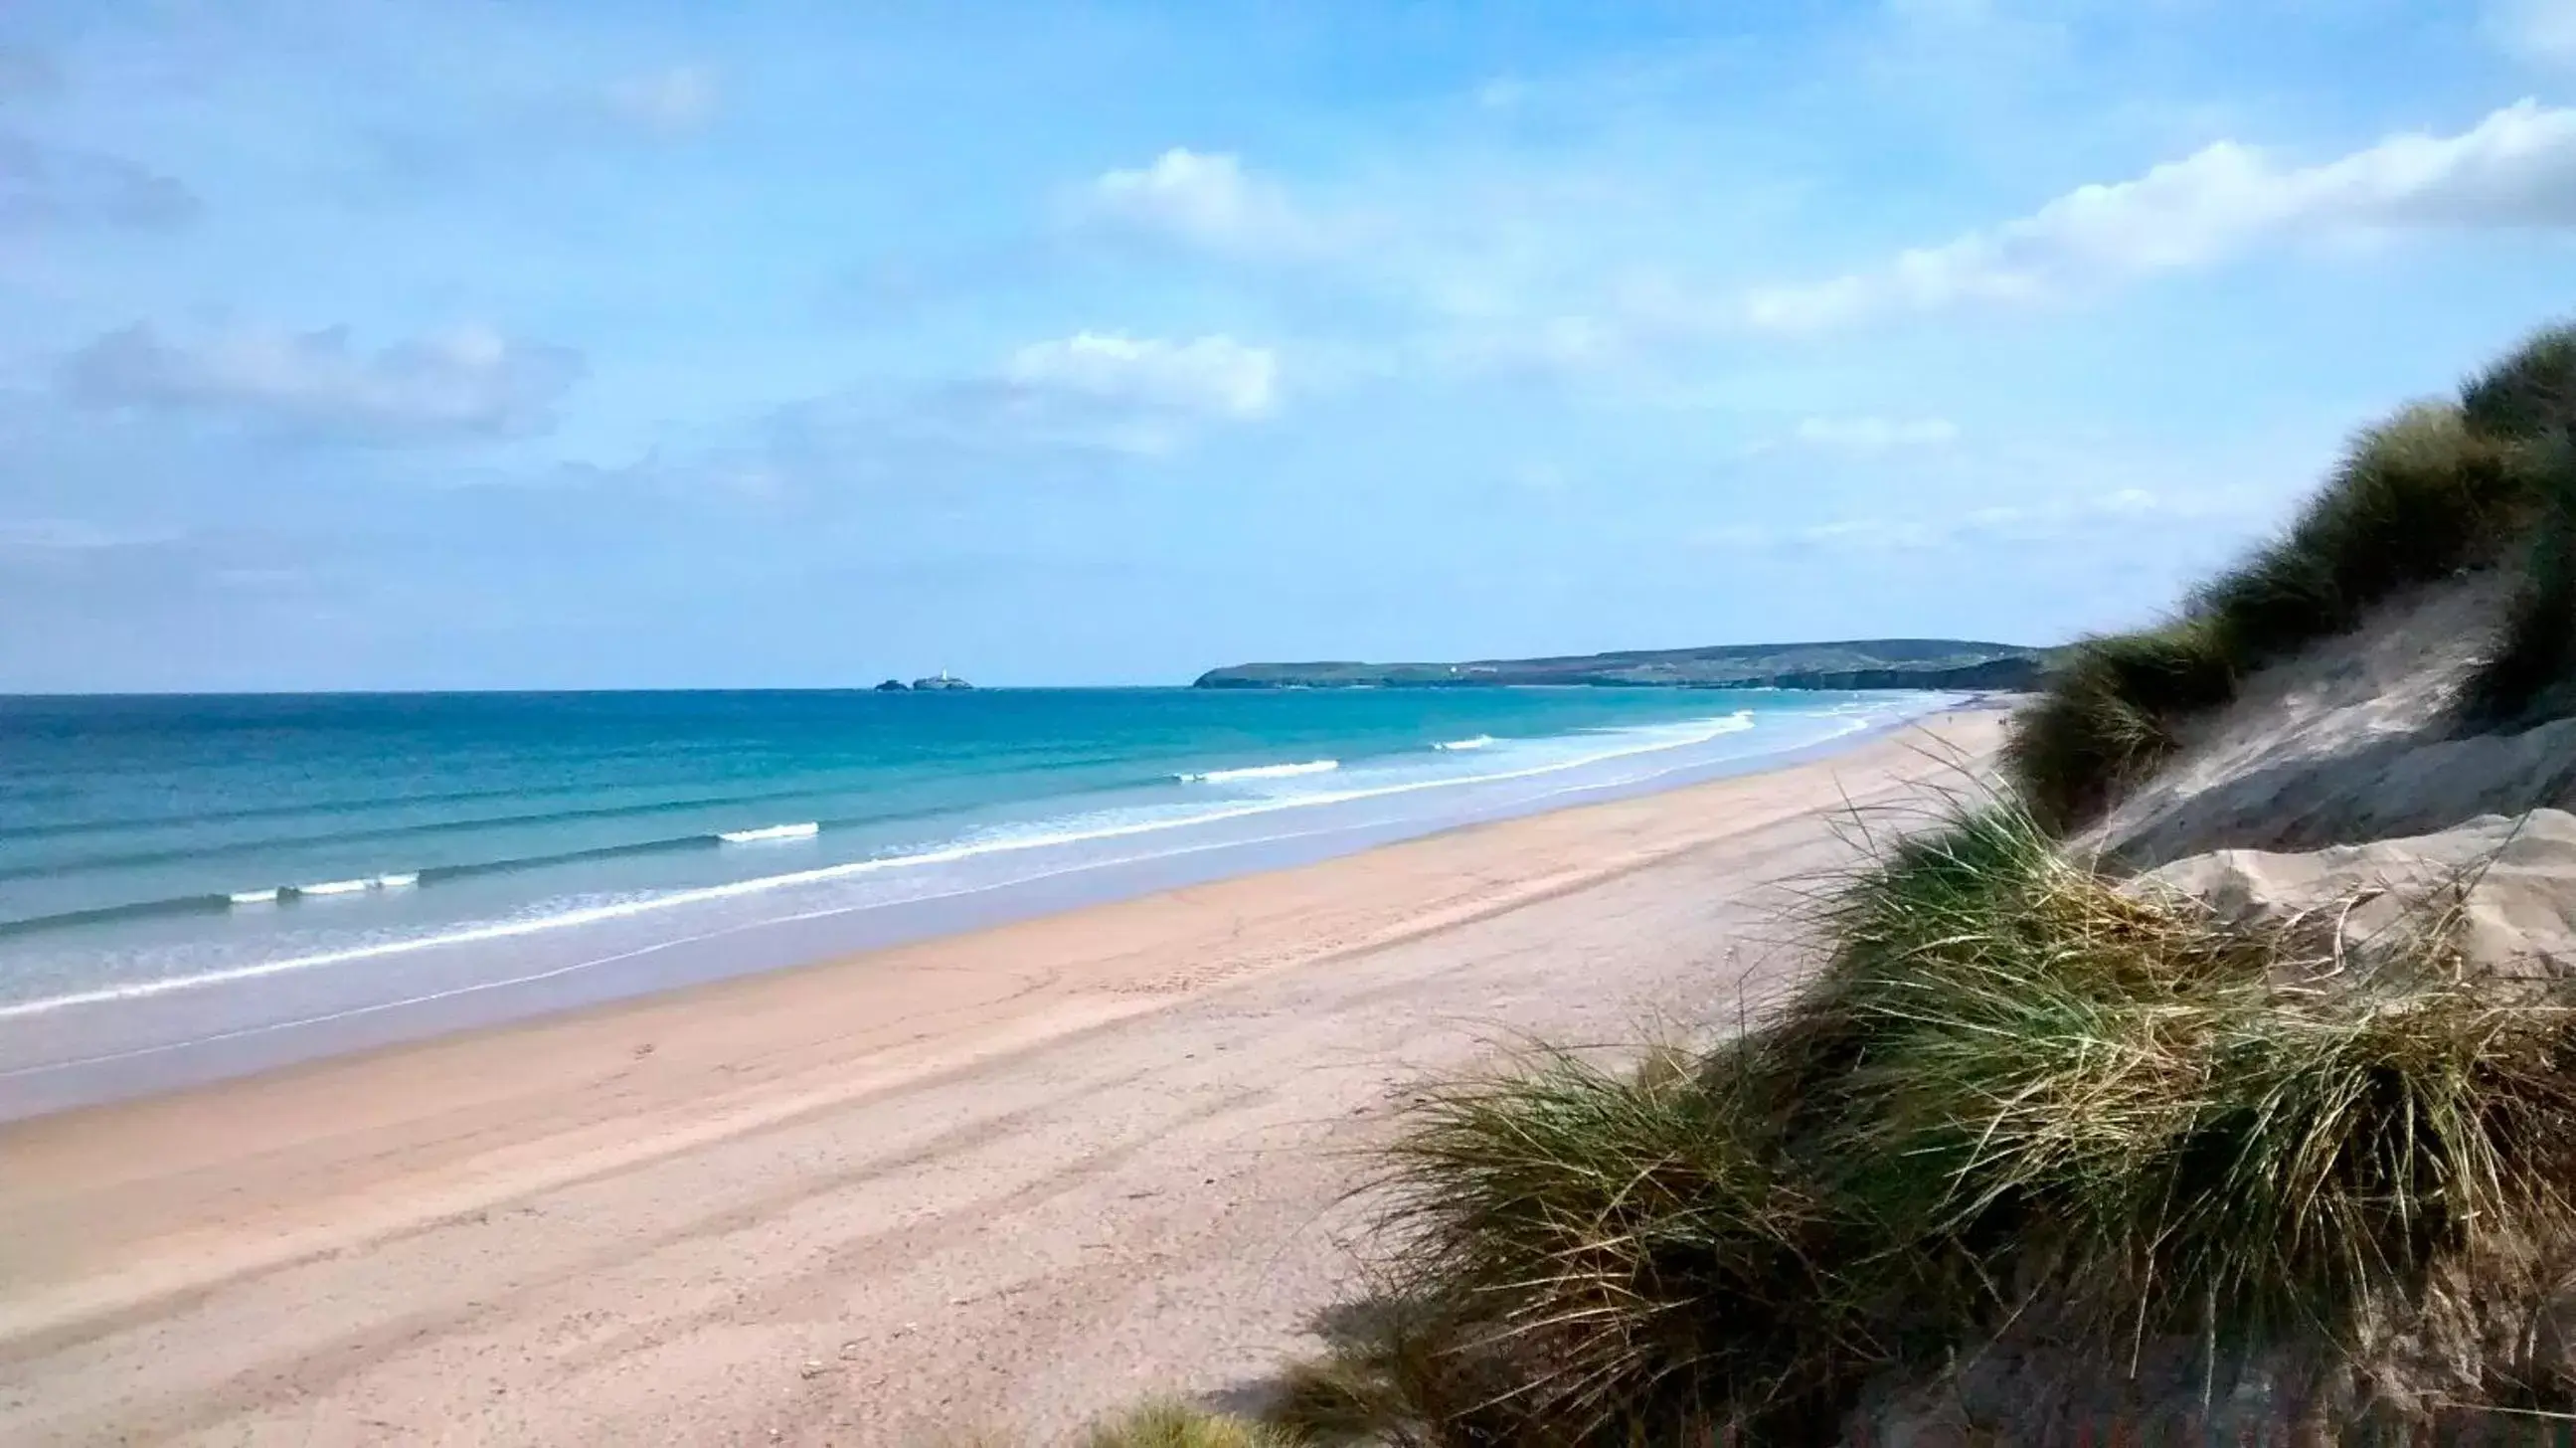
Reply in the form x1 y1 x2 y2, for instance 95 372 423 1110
2089 574 2576 866
0 711 2002 1446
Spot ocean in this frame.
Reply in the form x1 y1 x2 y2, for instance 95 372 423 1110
0 686 1952 1113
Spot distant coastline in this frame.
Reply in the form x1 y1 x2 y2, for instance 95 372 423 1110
1194 636 2057 691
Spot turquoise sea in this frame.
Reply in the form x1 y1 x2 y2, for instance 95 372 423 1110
0 686 1951 1113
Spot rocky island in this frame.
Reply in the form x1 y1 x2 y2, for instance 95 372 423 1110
1194 636 2055 691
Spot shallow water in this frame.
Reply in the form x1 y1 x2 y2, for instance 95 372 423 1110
0 686 1953 1113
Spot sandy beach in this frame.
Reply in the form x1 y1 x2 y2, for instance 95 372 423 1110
0 710 2002 1446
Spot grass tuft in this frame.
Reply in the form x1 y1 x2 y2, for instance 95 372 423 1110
1364 1037 1855 1440
2463 321 2576 444
2191 404 2535 666
2460 440 2576 731
1264 1296 1484 1447
2000 622 2237 832
1317 798 2576 1440
1081 1399 1305 1448
2006 325 2575 830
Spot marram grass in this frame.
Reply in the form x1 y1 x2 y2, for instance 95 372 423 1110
2000 622 2238 833
2192 403 2534 668
1080 1399 1304 1448
2459 436 2576 731
2463 321 2576 445
1278 798 2576 1444
2006 320 2576 832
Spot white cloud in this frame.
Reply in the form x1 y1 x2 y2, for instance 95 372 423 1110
606 66 720 136
61 322 583 444
2489 0 2576 67
1790 415 1961 452
1005 332 1279 420
1086 148 1319 257
1747 99 2576 331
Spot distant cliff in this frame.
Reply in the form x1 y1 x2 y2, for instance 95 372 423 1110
1193 638 2056 691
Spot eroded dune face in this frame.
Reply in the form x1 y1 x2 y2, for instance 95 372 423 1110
2135 807 2576 986
2088 573 2576 868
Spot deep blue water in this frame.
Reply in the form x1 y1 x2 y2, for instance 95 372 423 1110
0 686 1948 1108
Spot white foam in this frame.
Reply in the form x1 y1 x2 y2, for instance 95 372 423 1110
1175 759 1339 784
0 711 1768 1021
1435 736 1494 752
227 888 280 907
293 878 373 897
718 821 821 844
375 873 420 889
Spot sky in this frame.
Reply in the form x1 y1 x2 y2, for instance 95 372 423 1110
2 0 2574 691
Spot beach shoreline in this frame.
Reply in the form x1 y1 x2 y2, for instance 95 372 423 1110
0 707 2005 1445
0 691 1972 1121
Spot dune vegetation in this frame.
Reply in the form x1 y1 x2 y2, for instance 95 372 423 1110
1219 798 2576 1443
2004 322 2576 833
1036 327 2576 1445
2459 442 2576 732
1076 1399 1306 1448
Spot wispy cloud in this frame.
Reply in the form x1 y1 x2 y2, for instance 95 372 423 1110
61 323 584 445
594 333 1287 494
2488 0 2576 67
1695 487 2217 555
1747 99 2576 331
604 66 720 137
0 132 197 232
1005 332 1279 421
1083 148 1330 259
1786 415 1961 452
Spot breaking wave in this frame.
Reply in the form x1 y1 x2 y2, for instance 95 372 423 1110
718 821 821 844
0 705 1837 1023
1175 759 1341 784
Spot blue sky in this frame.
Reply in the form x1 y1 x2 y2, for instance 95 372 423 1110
3 0 2573 690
